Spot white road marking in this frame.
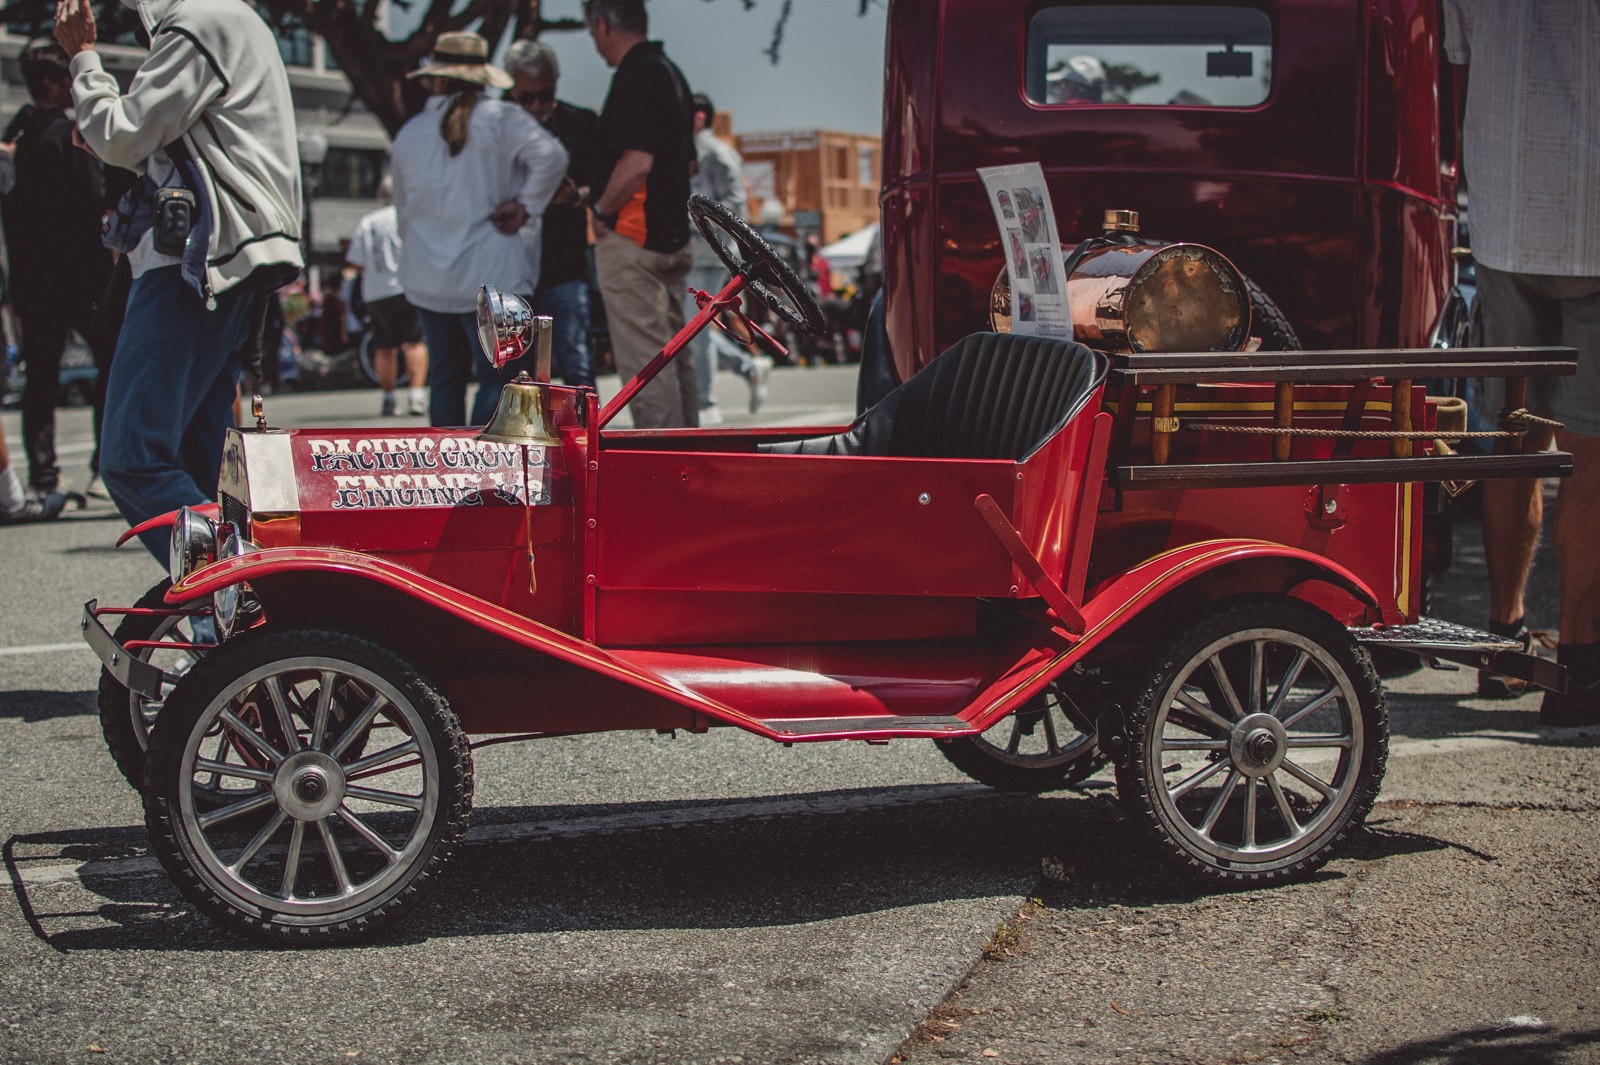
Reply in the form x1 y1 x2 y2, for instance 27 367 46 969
1 437 94 458
0 642 94 657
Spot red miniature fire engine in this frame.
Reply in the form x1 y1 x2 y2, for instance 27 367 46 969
84 197 1571 944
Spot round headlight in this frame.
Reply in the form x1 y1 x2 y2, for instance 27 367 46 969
169 507 217 586
476 285 535 369
210 523 251 641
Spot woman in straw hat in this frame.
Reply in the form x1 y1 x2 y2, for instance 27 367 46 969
391 31 569 427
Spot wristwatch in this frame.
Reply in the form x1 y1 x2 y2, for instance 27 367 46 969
587 197 618 230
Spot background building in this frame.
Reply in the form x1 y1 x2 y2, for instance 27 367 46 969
736 129 881 245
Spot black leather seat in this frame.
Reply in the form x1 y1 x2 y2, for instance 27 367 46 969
762 332 1106 461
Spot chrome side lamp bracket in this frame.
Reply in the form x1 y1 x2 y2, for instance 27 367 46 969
477 285 537 370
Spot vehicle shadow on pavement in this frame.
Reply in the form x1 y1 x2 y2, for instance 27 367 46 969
5 785 1177 952
0 688 96 723
1357 1023 1600 1064
9 780 1494 954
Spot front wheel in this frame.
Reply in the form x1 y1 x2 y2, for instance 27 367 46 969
1114 596 1386 887
144 628 473 945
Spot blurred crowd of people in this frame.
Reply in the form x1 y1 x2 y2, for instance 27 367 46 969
1 0 834 535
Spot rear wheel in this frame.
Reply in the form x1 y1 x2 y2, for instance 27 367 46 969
144 628 473 945
1115 596 1386 886
938 681 1104 793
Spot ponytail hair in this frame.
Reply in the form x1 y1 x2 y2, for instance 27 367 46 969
440 86 482 156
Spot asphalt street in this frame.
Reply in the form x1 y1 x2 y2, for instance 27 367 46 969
2 366 1596 1065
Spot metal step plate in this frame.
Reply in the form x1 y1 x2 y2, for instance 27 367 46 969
1351 618 1565 693
757 716 974 740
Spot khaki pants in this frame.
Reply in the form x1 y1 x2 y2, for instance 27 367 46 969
594 230 697 428
1475 264 1600 437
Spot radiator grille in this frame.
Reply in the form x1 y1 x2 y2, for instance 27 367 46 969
221 493 250 541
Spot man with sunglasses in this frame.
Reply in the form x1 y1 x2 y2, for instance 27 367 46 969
504 40 598 391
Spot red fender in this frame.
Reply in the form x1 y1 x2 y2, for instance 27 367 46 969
116 503 221 548
958 538 1383 733
166 546 801 741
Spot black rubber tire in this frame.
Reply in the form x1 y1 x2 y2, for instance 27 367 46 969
937 683 1105 793
98 579 196 789
1244 275 1302 351
144 628 473 945
1114 596 1387 888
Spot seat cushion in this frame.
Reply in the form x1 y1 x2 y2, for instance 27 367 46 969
763 332 1105 461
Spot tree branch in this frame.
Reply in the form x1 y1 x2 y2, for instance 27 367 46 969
762 0 793 65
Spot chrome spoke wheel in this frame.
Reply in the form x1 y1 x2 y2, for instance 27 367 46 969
180 660 431 916
1153 629 1360 864
938 682 1104 792
1116 598 1386 885
146 629 472 944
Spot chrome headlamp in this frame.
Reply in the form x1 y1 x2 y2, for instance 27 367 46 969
477 285 535 369
169 507 218 586
209 522 254 641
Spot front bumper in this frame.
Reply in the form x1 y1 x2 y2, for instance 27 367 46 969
1351 617 1566 694
82 599 168 701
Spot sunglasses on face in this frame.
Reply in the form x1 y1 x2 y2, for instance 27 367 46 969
513 88 556 106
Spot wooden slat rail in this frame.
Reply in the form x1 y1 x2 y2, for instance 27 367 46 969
1103 346 1575 467
1110 358 1573 385
1112 451 1572 491
1106 346 1575 377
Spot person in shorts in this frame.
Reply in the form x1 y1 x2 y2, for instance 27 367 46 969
1446 0 1600 726
347 177 429 416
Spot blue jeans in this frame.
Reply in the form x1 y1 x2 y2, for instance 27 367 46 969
534 279 596 390
100 266 257 568
417 306 516 427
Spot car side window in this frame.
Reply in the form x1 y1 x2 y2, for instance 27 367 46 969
1024 5 1273 108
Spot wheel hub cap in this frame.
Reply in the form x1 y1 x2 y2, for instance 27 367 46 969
273 751 347 821
1229 713 1287 778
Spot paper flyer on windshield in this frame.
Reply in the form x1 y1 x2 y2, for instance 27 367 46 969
978 163 1070 338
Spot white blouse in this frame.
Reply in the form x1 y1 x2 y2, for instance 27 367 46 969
391 94 568 313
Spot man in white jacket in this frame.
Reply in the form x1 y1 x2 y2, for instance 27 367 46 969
54 0 303 568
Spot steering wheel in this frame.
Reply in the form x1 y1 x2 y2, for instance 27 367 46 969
689 194 827 337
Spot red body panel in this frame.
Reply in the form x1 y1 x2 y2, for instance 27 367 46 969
881 0 1457 375
1093 382 1423 623
592 396 1101 646
162 531 1375 740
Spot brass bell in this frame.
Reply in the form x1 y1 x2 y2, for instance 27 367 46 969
477 315 561 446
476 372 563 446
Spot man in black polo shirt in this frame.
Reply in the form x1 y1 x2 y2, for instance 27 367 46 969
583 0 697 428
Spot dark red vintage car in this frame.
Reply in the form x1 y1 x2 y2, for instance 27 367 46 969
878 0 1465 381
